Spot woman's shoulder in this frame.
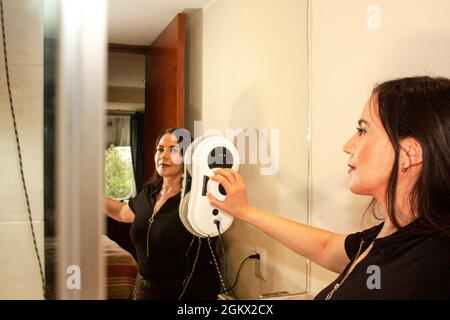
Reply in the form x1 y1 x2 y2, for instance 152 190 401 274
344 222 384 258
128 184 156 213
418 230 450 255
410 231 450 299
135 183 159 198
406 230 450 278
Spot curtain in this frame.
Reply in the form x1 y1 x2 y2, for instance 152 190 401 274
106 116 130 148
130 112 144 192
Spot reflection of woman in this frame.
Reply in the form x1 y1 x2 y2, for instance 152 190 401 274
105 128 220 300
208 76 450 299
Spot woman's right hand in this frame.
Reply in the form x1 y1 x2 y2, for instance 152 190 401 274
207 168 253 221
208 171 350 275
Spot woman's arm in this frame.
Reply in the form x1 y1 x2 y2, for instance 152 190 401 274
207 169 350 273
104 197 135 223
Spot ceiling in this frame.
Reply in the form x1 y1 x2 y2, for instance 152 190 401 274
108 0 213 45
44 0 213 43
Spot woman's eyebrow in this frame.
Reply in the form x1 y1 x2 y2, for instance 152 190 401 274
158 144 178 148
358 119 369 127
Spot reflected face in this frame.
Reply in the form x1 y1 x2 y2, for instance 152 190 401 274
343 97 395 198
154 133 183 178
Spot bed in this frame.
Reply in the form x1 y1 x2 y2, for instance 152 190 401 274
102 235 138 299
44 235 138 299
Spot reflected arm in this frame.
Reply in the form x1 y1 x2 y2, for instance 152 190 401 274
104 197 135 223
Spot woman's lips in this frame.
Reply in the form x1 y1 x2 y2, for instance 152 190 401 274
347 164 356 174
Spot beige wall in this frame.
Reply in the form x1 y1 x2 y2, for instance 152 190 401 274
5 0 446 301
107 52 145 111
310 0 450 295
0 0 44 299
201 0 309 299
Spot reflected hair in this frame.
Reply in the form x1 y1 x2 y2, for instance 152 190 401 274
369 76 450 234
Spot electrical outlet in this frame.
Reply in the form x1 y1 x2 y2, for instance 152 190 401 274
255 245 267 280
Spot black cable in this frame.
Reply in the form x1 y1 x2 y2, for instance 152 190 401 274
207 235 229 296
214 219 239 299
212 220 260 299
178 236 201 300
217 234 228 281
0 0 46 299
220 254 260 295
214 221 228 282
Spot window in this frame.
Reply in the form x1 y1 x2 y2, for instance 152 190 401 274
105 114 136 200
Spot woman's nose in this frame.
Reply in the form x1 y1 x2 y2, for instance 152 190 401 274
161 149 171 159
343 134 357 155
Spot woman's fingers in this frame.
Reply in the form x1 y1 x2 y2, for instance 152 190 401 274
229 169 244 186
207 193 224 210
210 168 247 197
213 168 238 185
207 168 250 220
209 174 233 194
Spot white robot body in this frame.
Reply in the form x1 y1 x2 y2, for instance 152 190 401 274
180 136 240 237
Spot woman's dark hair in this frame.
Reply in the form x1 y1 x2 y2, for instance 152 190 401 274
143 128 192 192
371 76 450 234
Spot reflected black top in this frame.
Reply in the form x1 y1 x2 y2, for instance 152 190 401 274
129 185 217 279
315 219 450 300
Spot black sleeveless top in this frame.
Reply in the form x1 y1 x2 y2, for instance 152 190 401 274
129 185 218 279
315 219 450 300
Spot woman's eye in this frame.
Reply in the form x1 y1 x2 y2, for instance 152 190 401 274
171 148 180 154
157 147 164 152
356 127 367 136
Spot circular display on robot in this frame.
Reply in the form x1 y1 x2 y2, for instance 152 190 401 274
207 146 233 169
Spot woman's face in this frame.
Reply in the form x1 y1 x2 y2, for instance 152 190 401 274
154 133 183 178
343 97 395 199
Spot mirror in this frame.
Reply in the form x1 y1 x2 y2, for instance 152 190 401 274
105 0 310 299
196 0 310 298
0 0 310 300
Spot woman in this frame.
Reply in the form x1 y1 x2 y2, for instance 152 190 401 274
207 76 450 299
105 128 220 300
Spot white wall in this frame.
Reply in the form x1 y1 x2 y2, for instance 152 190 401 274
310 0 450 295
202 0 309 299
0 0 44 299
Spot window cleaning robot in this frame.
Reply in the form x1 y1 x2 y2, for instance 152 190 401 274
179 136 240 237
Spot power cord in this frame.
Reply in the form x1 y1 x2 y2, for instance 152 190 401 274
220 253 260 296
213 219 227 277
213 218 260 298
178 236 201 300
207 236 228 295
213 219 236 298
1 0 46 299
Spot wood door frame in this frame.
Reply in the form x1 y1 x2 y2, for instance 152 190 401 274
108 43 149 55
143 13 186 181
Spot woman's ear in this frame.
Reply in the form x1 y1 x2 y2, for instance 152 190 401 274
399 137 423 172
